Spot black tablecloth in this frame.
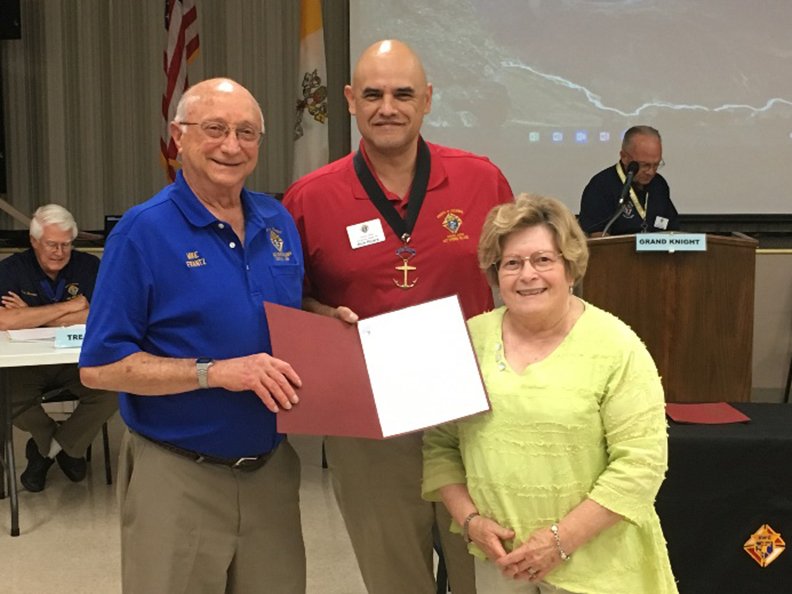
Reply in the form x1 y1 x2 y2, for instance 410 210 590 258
657 403 792 593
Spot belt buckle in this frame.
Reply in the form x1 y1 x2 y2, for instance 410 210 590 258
232 456 259 469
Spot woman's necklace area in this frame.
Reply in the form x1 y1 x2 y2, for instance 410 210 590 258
495 298 575 372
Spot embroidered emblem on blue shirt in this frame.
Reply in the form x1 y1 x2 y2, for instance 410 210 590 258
185 251 207 268
268 228 293 262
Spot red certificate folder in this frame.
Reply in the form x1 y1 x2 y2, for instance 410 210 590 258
665 402 751 424
265 296 490 439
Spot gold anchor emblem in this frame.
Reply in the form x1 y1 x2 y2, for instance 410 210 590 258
393 246 418 289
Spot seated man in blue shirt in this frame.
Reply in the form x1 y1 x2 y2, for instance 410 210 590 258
0 204 117 492
79 78 306 594
579 125 679 235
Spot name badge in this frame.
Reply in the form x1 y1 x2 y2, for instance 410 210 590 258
347 218 386 249
54 324 86 348
654 216 669 230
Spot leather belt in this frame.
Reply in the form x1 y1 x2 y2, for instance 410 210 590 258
136 432 277 472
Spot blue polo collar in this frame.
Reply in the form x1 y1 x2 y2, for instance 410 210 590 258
169 170 267 233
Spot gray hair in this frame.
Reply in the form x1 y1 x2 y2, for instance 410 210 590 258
622 125 661 150
29 204 79 240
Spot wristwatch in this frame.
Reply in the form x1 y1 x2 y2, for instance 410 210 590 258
196 357 215 389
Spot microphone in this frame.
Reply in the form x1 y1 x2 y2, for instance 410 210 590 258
617 161 640 205
602 161 639 236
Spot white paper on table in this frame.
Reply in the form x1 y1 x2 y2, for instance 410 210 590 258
357 295 490 437
6 327 58 342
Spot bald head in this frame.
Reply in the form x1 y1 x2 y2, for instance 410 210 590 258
175 78 264 130
352 40 428 90
346 39 432 160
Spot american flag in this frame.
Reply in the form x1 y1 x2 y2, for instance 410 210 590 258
160 0 199 182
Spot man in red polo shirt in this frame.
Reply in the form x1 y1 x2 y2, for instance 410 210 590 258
284 39 513 594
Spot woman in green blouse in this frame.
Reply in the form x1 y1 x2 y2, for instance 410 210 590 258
423 194 677 594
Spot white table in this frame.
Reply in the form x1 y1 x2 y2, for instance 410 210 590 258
0 332 80 368
0 332 81 536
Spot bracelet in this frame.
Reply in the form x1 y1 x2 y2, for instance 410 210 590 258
550 523 572 561
462 512 480 543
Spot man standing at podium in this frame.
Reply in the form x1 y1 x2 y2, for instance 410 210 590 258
578 125 679 236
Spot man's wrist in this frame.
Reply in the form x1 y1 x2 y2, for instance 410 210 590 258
196 358 215 389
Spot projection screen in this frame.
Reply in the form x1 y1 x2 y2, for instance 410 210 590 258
349 0 792 214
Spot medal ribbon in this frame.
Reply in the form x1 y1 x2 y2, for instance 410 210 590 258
39 278 65 303
352 137 431 244
616 161 649 222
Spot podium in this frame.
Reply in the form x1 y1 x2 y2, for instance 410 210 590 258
580 233 757 403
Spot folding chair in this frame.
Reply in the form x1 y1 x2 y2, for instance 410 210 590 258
0 387 112 536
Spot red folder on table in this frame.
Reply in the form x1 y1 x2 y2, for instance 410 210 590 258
265 296 490 439
665 402 751 424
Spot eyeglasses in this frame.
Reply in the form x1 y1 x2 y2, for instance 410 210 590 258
498 251 563 274
623 151 665 171
42 240 73 253
179 120 265 146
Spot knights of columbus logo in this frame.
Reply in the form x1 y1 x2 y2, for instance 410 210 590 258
438 209 470 243
443 212 462 234
269 228 284 252
268 228 292 262
744 524 786 567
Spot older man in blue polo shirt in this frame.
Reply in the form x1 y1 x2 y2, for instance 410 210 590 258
79 78 306 594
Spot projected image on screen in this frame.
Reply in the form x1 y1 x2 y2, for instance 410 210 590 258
350 0 792 214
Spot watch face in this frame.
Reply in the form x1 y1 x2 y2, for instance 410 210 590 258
197 357 213 365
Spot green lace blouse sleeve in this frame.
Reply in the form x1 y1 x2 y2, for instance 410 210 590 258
422 420 466 502
588 342 669 525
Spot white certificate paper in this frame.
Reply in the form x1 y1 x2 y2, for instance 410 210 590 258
357 295 490 437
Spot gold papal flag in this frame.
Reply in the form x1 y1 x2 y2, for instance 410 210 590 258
292 0 329 182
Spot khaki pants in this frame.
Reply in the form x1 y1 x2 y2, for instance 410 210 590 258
326 433 476 594
10 364 117 457
118 430 306 594
475 558 580 594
